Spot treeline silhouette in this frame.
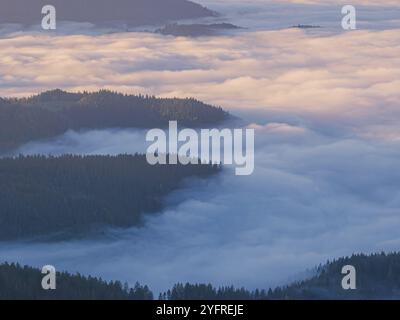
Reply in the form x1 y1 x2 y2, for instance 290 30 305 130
0 89 230 151
266 252 400 300
160 252 400 300
155 23 240 37
0 263 153 300
1 253 399 300
0 154 220 240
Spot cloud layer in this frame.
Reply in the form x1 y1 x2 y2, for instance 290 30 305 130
1 124 400 293
0 27 399 137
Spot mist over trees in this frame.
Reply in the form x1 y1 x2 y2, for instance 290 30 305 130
0 89 230 152
1 253 399 300
161 252 400 300
0 154 221 241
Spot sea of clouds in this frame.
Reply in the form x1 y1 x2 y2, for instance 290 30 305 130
0 0 399 293
2 122 400 293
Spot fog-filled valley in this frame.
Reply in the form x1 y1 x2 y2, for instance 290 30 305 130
1 118 400 293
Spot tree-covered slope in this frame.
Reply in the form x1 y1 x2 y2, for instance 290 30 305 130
0 263 153 300
0 89 230 152
0 154 221 241
161 252 400 300
0 0 216 25
268 252 400 300
1 253 400 300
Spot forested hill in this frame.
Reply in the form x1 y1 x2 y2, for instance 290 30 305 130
0 263 153 300
0 0 216 25
0 89 230 152
1 253 400 300
161 252 400 300
267 252 400 300
0 154 221 241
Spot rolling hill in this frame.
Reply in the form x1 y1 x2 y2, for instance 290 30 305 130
0 0 216 26
0 154 221 240
0 89 230 152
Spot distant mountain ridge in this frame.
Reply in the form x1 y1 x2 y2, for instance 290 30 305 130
156 23 241 37
0 89 230 152
0 0 216 26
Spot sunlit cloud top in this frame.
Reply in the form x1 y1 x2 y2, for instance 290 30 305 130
0 28 399 135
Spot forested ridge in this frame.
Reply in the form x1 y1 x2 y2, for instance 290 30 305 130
155 23 241 37
0 154 221 240
0 263 153 300
268 252 400 300
0 89 230 151
0 0 215 25
1 252 399 300
161 252 400 300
